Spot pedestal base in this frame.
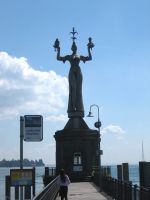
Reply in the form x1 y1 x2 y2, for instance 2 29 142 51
54 117 100 182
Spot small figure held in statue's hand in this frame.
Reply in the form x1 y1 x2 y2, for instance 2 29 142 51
87 37 95 50
57 169 71 200
53 38 60 51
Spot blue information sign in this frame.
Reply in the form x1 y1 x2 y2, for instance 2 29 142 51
24 115 43 141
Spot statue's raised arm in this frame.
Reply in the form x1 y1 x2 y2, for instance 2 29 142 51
80 37 95 63
53 38 68 63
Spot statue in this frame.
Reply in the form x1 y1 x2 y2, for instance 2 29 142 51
53 28 94 118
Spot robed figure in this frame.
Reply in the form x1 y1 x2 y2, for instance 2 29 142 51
54 29 94 118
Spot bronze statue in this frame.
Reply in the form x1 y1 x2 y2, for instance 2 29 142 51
53 28 94 118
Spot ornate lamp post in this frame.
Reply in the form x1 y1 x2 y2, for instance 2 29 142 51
87 104 102 191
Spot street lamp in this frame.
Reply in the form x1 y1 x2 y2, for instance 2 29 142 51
87 104 102 191
87 104 101 131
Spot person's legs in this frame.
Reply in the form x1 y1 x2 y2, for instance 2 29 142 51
59 186 64 200
64 192 67 200
64 186 68 200
60 186 68 200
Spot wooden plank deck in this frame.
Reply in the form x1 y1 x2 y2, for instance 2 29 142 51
56 182 112 200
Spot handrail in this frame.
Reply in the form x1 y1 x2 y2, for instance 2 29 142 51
33 176 59 200
101 175 150 200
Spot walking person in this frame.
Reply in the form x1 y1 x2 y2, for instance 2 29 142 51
57 169 70 200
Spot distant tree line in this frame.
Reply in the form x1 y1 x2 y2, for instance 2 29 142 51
0 158 45 167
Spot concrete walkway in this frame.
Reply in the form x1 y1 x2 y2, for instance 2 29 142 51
56 182 111 200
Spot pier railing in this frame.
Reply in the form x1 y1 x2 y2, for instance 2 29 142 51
33 176 59 200
101 176 150 200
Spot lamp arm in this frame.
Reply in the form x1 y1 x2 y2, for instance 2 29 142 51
89 104 100 121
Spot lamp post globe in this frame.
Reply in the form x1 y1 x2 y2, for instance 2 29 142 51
94 121 101 129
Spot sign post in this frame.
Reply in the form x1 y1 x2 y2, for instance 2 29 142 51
19 115 43 199
20 116 24 200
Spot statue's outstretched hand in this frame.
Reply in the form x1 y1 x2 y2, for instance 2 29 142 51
87 37 95 50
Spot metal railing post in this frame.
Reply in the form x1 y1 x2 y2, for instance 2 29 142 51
5 176 10 200
134 184 138 200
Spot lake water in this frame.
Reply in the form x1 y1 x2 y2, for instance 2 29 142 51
0 165 139 199
110 164 139 185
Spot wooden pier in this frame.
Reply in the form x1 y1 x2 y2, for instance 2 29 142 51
56 182 111 200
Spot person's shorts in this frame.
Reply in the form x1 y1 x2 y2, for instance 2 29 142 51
59 186 68 197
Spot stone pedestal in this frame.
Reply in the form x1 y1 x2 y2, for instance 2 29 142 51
54 117 100 182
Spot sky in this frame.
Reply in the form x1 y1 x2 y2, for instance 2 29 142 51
0 0 150 165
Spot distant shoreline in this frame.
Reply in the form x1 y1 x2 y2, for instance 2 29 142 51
0 158 45 167
0 165 45 168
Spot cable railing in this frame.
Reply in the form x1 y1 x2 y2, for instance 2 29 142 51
33 176 59 200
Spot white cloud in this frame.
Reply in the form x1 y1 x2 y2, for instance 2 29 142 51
45 114 67 122
101 124 125 139
0 52 68 120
